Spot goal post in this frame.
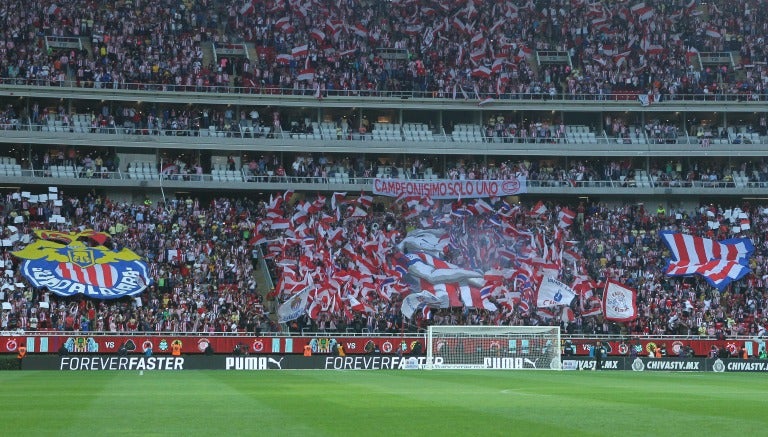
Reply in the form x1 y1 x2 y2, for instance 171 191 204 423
425 326 562 370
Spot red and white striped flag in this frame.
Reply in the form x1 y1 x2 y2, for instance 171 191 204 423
352 23 368 38
636 7 654 21
357 193 373 209
460 285 497 311
471 66 491 78
274 17 291 30
557 207 576 228
297 69 315 81
660 231 754 290
705 27 721 38
491 58 506 73
470 48 486 62
310 29 325 42
57 263 117 288
331 192 347 210
269 218 291 230
347 295 373 313
291 45 309 58
452 17 467 33
468 198 493 215
529 201 547 216
470 32 485 46
571 275 596 296
660 232 753 266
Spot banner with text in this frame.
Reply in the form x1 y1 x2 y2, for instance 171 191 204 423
22 355 435 371
25 355 768 372
372 178 526 199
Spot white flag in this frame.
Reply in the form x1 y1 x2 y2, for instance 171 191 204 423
401 291 443 319
536 276 576 308
602 281 638 322
277 286 312 323
397 229 450 258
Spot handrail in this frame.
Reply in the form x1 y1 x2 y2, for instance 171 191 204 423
0 79 764 102
3 170 746 190
4 121 763 147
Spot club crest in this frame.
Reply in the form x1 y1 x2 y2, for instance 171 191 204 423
13 230 152 299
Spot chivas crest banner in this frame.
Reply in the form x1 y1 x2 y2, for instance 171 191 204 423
13 230 151 299
277 286 312 323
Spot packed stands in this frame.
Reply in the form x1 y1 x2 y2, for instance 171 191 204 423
1 0 768 342
1 189 767 339
0 0 766 101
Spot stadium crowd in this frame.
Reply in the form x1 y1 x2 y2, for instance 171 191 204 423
0 193 274 335
1 188 768 341
0 0 766 100
1 0 768 341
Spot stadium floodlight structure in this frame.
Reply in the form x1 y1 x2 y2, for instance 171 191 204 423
425 326 561 370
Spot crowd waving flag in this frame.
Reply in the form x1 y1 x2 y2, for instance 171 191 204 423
659 231 755 290
258 189 606 326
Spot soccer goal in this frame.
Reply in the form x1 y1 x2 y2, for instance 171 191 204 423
425 326 562 370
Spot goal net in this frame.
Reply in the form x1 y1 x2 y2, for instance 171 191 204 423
425 326 561 370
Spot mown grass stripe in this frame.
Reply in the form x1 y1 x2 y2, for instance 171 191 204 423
2 370 767 436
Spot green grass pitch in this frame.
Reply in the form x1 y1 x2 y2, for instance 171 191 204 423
1 370 766 436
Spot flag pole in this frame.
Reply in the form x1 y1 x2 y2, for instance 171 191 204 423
158 157 168 209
